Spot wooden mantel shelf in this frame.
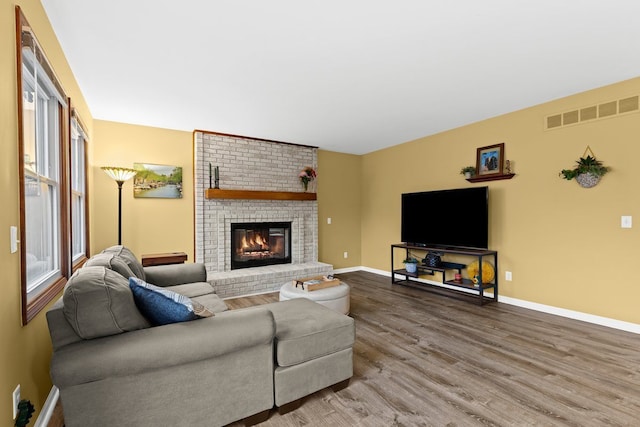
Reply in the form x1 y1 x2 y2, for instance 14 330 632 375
205 188 317 201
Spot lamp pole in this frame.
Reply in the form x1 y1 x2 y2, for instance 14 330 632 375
101 166 137 246
116 180 124 245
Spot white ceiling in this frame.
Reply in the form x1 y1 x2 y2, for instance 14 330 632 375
42 0 640 154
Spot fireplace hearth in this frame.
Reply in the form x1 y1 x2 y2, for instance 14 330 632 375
231 222 292 270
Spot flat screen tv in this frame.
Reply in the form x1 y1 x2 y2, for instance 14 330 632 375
401 186 488 249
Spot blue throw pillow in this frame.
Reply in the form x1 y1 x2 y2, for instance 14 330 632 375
129 277 214 326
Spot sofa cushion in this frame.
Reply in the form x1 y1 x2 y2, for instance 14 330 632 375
63 267 150 339
129 277 214 325
85 253 135 279
102 245 145 280
191 293 229 314
143 263 207 287
164 282 214 298
263 298 355 367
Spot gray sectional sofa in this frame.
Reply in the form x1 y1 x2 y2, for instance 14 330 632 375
47 246 355 426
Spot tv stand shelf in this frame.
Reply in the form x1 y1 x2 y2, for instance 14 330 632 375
391 243 498 305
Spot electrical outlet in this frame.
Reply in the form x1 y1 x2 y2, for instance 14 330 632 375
327 217 332 225
13 384 20 420
505 271 513 281
343 251 348 259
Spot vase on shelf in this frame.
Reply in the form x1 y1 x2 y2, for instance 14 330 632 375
301 179 316 192
299 166 316 193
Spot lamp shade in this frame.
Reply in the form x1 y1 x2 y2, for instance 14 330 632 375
101 166 137 182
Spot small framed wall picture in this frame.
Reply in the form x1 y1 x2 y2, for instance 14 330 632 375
476 143 505 176
133 163 183 199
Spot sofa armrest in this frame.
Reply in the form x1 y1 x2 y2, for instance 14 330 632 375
143 263 206 287
51 307 275 388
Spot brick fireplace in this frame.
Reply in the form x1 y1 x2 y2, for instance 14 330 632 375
194 131 332 298
231 221 291 270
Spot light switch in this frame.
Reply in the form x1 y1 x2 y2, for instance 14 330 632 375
327 217 332 225
621 216 632 229
10 226 19 253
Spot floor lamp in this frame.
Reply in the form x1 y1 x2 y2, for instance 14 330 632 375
101 166 137 245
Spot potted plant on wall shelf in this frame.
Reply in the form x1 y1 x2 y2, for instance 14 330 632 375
403 257 418 274
559 147 610 188
460 166 476 179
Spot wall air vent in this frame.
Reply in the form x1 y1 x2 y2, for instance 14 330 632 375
619 95 639 113
545 95 639 130
598 101 617 118
563 110 579 125
547 114 562 129
580 106 597 121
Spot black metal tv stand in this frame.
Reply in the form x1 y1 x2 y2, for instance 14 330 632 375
391 243 498 305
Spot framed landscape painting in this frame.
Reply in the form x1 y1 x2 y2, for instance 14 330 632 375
476 143 504 176
133 163 183 199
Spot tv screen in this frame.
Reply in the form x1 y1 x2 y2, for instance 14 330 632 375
401 187 488 249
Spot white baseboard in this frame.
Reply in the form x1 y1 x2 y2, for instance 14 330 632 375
34 386 58 427
498 296 640 334
333 266 363 274
347 267 640 334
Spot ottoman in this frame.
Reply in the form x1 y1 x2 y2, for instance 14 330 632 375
279 281 350 314
261 298 355 413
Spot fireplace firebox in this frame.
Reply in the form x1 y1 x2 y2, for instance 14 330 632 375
231 222 292 270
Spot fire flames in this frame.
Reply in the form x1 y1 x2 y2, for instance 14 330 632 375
241 233 268 252
233 226 287 266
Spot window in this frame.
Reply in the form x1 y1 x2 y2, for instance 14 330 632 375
71 112 89 267
17 7 69 323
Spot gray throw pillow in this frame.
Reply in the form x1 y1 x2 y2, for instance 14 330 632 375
63 266 150 339
101 245 145 280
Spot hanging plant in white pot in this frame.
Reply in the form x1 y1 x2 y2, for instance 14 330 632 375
559 146 610 188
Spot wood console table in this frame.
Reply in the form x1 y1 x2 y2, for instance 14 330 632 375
141 252 188 267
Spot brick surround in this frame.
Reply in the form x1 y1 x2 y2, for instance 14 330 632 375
194 131 332 297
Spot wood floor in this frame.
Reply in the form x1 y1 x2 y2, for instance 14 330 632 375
52 271 640 426
227 271 640 426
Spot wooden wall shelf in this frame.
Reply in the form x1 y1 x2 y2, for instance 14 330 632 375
204 188 317 201
466 173 516 183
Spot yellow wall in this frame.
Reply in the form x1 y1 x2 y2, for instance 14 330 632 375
362 77 640 324
0 0 93 423
91 120 195 259
317 150 362 268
